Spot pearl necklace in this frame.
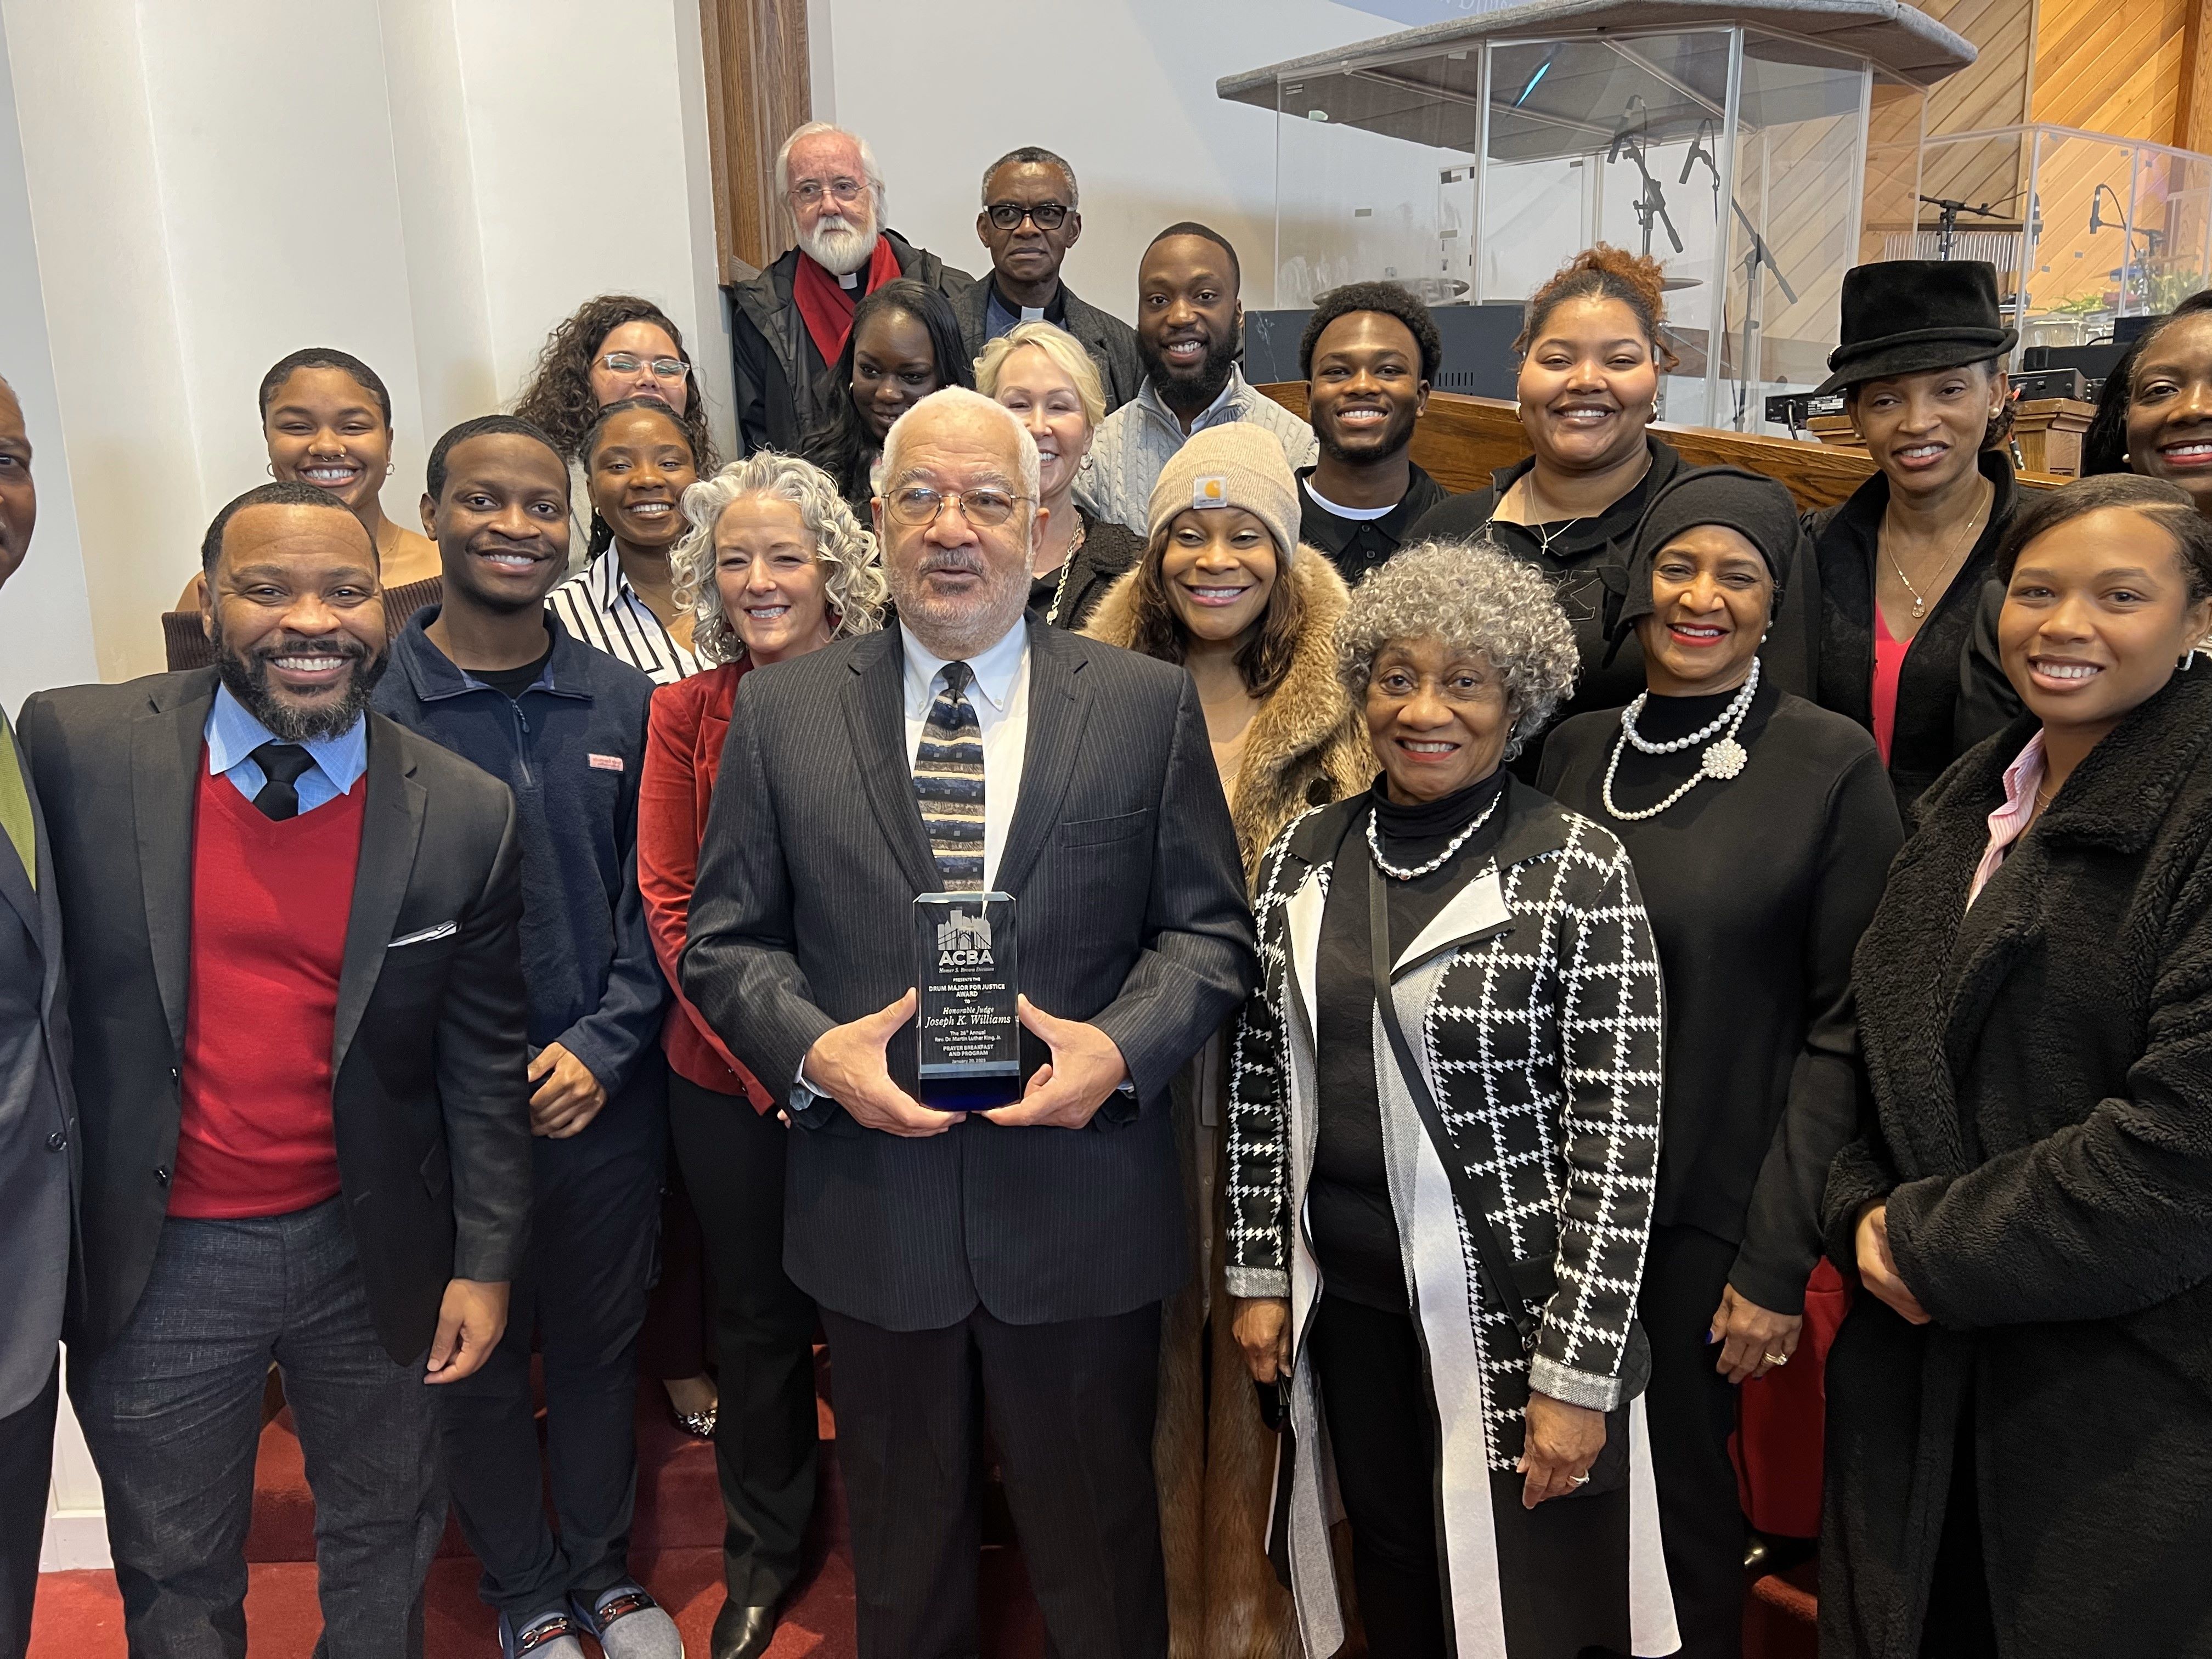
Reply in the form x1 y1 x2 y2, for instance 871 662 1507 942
1601 659 1760 822
1367 790 1502 881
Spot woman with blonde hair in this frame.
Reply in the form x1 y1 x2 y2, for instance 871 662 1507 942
635 452 884 1659
1083 421 1369 1657
975 319 1144 629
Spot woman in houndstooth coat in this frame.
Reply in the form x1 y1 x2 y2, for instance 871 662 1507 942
1226 543 1678 1659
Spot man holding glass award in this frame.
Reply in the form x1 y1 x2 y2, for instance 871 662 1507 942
682 387 1255 1659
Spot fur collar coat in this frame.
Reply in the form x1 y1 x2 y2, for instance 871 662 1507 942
1084 550 1373 881
1819 662 2212 1657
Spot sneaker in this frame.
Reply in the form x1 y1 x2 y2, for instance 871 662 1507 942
573 1582 685 1659
500 1610 586 1659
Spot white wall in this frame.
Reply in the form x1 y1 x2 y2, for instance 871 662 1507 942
814 0 1404 320
0 5 98 718
1 0 733 685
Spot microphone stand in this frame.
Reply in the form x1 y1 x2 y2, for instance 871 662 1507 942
1617 129 1683 259
1730 200 1797 430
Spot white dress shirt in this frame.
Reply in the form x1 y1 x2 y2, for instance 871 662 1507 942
901 614 1030 893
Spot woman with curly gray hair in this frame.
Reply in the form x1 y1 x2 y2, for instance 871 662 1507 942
634 452 883 1653
1227 541 1678 1658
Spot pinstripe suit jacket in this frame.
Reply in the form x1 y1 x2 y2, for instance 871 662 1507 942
681 616 1257 1330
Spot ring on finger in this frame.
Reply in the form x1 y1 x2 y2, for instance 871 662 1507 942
1763 1352 1790 1367
1570 1473 1591 1486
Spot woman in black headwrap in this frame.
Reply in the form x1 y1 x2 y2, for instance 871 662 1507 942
1539 467 1904 1659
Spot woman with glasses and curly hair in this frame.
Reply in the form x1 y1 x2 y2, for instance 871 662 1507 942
634 452 884 1659
515 295 719 471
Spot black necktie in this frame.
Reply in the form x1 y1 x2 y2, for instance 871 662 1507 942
250 742 317 822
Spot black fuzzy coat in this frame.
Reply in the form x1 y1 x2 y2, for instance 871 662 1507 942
1819 663 2212 1658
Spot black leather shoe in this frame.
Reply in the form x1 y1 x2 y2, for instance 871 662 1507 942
710 1600 778 1659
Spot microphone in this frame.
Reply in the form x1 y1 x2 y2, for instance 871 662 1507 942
1680 136 1704 185
2090 191 2104 234
1607 97 1643 165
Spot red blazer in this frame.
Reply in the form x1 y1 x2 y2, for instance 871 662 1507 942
640 662 771 1107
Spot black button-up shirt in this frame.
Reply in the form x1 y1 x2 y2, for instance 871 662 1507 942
1297 462 1452 588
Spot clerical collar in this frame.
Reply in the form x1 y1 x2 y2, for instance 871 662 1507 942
837 269 860 291
986 279 1065 338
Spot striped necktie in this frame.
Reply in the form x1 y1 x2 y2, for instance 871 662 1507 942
912 661 985 891
0 713 33 889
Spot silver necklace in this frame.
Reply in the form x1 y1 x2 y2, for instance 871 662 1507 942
1367 790 1502 881
1601 659 1760 821
1512 476 1583 558
1040 512 1088 627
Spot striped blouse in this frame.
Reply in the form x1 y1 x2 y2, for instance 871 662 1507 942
545 549 702 686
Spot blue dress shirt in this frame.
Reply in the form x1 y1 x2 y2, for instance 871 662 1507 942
203 684 368 815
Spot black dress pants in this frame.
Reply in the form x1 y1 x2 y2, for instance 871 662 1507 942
667 1073 819 1610
1640 1224 1747 1659
440 1059 666 1620
1310 1294 1450 1658
0 1361 57 1659
821 1301 1166 1659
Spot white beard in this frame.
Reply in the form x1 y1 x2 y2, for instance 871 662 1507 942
798 208 879 276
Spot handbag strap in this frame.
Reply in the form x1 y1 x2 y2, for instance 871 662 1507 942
1366 847 1539 1353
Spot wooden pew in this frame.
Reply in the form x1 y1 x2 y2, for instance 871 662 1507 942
1254 385 2067 513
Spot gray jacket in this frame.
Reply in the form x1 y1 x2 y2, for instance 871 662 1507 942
951 278 1146 415
0 712 75 1417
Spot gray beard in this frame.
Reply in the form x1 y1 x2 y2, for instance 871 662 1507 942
799 210 879 277
889 553 1030 661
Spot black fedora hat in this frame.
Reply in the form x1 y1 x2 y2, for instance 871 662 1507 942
1815 259 2017 395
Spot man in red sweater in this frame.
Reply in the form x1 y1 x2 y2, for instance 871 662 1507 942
20 481 533 1659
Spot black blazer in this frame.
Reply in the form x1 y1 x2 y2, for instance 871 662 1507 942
681 618 1257 1331
952 278 1147 415
1806 449 2019 813
0 714 76 1417
18 669 534 1364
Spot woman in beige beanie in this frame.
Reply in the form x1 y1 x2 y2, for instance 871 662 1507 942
1085 420 1370 1658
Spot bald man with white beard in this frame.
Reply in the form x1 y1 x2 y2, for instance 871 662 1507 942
725 121 974 456
682 389 1254 1658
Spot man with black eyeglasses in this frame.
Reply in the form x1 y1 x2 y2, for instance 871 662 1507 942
953 147 1143 414
726 121 975 456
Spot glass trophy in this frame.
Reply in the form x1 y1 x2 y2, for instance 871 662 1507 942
914 891 1020 1110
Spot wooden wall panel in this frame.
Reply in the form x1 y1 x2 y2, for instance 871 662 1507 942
1920 0 2038 136
2031 0 2189 136
698 0 811 283
1254 385 2064 510
2180 1 2212 153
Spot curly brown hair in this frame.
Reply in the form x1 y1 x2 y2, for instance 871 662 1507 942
1514 244 1681 371
512 294 720 472
1119 519 1309 699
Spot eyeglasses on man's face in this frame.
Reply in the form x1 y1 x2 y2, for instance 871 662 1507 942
792 177 869 208
884 484 1031 530
599 353 690 381
985 201 1071 232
